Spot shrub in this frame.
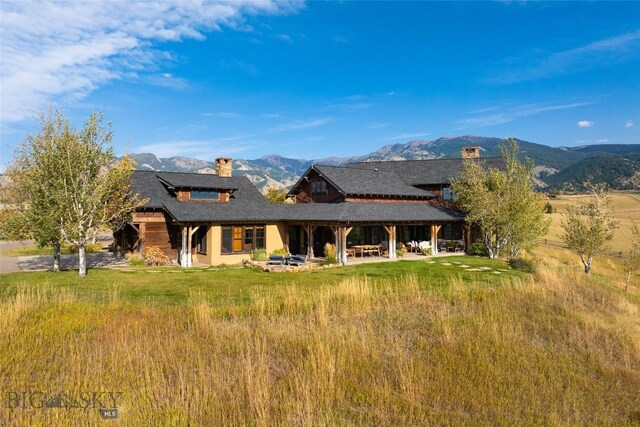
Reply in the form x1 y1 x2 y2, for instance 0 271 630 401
509 258 536 273
420 246 432 256
126 252 146 267
252 249 268 261
545 202 554 214
144 246 171 266
270 248 288 257
396 246 407 258
65 243 103 254
467 242 488 256
324 243 337 264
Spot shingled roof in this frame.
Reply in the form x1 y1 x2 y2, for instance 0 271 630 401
290 164 435 198
155 171 238 190
347 157 505 185
132 170 277 222
278 202 463 223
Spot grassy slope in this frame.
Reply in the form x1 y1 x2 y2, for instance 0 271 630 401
1 257 640 425
544 192 640 252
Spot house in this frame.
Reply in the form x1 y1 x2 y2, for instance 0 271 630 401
115 148 503 266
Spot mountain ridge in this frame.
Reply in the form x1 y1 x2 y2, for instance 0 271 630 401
128 136 640 192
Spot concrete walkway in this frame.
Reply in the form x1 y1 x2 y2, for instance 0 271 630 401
0 241 26 273
0 240 127 273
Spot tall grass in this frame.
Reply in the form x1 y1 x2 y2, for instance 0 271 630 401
1 271 639 425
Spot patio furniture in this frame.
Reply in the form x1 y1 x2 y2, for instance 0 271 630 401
285 254 307 266
267 255 284 265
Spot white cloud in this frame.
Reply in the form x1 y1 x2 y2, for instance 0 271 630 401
138 138 256 159
272 117 333 132
382 132 430 141
202 112 242 119
275 34 291 42
0 1 302 123
578 120 594 128
489 30 640 83
368 122 391 129
457 101 592 129
626 120 634 128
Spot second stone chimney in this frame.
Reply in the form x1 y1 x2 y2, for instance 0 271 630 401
215 157 233 177
461 146 480 159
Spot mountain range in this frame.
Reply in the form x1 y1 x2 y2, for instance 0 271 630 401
129 136 640 192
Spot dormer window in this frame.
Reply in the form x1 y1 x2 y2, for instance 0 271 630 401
191 190 219 200
311 180 327 194
442 187 454 201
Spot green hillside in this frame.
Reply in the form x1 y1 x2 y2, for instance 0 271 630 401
546 154 640 191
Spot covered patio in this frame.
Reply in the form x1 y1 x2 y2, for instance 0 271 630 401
280 202 469 266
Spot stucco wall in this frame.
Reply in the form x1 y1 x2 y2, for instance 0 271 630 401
193 223 286 266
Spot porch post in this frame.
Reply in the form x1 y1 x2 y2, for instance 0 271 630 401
340 226 352 265
331 226 341 264
180 226 188 267
284 224 290 255
305 225 315 258
384 225 397 259
431 224 442 255
188 226 200 267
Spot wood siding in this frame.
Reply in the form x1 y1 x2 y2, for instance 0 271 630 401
293 170 344 203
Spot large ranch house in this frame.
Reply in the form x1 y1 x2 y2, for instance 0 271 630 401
115 147 504 266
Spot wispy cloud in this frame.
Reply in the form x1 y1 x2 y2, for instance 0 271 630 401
202 112 242 119
329 102 373 111
138 138 256 159
488 30 640 83
331 34 348 44
368 122 391 129
0 1 302 123
275 34 291 42
456 101 592 129
272 117 333 132
382 132 430 141
626 120 634 128
577 120 594 128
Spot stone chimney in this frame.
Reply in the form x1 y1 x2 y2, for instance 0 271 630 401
461 146 480 159
215 157 233 177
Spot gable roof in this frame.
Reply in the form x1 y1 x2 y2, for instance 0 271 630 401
155 171 238 190
132 170 277 222
289 164 435 198
347 157 505 185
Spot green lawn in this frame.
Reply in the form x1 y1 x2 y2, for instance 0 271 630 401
0 256 522 306
2 243 103 257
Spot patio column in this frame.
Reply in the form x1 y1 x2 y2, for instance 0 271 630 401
180 226 188 266
341 226 353 265
384 225 396 259
331 226 341 264
304 225 316 258
188 226 200 267
431 224 441 255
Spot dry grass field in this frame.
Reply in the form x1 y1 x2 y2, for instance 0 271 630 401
544 192 640 253
1 256 639 425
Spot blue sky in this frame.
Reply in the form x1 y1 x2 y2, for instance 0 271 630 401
1 1 638 166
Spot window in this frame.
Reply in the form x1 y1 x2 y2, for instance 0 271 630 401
311 180 327 194
196 227 208 254
221 225 266 254
442 187 454 201
191 190 219 200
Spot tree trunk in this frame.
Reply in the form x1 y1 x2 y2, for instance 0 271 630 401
584 258 592 274
53 241 60 273
91 229 97 245
626 271 631 292
78 242 87 276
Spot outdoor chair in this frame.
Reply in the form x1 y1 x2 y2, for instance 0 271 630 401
267 255 284 265
285 254 307 266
